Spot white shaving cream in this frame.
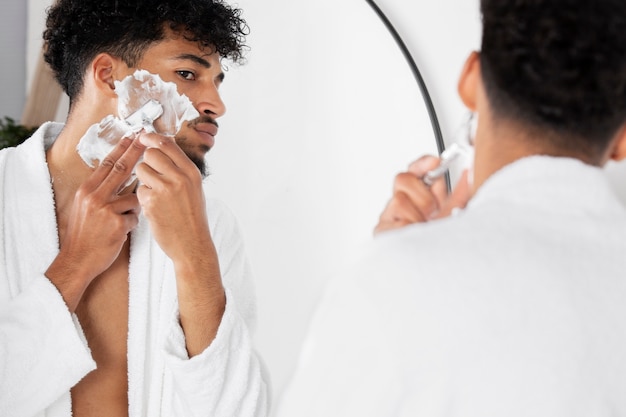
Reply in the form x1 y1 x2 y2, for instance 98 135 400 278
76 69 199 168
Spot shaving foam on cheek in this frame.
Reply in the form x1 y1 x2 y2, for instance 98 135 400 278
115 70 199 136
76 69 200 168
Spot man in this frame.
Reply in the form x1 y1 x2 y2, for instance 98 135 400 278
0 1 267 416
277 0 626 415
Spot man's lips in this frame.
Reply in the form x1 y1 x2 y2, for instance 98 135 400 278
194 122 218 148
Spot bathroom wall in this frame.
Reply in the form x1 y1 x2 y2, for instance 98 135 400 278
0 0 27 120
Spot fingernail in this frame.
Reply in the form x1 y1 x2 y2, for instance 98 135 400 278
138 133 151 147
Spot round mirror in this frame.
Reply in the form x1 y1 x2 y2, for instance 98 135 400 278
209 0 479 402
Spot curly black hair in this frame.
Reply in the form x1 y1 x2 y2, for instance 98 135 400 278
43 0 249 103
480 0 626 155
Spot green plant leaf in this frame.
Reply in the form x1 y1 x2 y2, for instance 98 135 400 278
0 117 38 149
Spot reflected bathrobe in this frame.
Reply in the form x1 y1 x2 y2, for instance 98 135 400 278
278 156 626 417
0 123 267 417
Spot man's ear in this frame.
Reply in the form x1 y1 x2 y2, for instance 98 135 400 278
457 51 481 111
89 53 125 98
610 125 626 162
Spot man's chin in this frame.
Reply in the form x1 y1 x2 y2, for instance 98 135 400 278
184 150 208 177
175 136 210 177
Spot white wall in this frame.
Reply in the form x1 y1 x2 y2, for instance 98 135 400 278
17 0 626 412
0 0 27 120
26 0 48 94
26 0 70 122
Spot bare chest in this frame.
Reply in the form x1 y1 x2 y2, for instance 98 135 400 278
71 241 131 417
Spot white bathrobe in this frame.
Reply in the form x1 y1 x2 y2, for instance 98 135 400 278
278 156 626 416
0 123 267 417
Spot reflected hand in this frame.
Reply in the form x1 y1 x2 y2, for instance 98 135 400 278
374 155 471 235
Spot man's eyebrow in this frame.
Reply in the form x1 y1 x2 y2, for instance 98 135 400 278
172 53 211 68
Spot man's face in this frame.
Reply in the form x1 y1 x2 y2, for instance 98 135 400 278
133 32 226 176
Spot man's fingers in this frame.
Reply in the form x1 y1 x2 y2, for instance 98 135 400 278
97 136 146 194
393 172 439 217
110 193 141 215
82 137 133 190
374 191 430 235
381 192 428 224
374 156 473 235
407 155 440 177
407 154 450 202
140 146 179 177
138 131 168 148
138 132 189 170
374 219 413 235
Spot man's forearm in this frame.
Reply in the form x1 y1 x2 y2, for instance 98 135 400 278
174 243 225 357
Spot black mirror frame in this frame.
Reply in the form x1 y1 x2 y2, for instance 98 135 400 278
365 0 451 190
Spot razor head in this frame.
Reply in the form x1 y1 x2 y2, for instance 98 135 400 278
124 99 164 127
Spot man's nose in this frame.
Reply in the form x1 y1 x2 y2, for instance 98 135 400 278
196 85 226 119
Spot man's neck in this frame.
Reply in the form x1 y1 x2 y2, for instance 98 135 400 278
47 122 96 185
471 117 602 193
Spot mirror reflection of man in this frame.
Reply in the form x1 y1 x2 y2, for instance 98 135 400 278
278 0 626 415
0 1 267 416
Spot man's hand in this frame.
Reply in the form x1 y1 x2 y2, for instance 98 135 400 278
135 132 212 263
374 155 471 235
46 136 145 312
136 132 224 357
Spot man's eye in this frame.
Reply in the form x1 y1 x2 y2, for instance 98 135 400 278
177 70 195 81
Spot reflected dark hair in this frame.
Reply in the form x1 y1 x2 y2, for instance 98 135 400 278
43 0 248 103
479 0 626 156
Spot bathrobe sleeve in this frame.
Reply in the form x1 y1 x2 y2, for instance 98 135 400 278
0 129 96 416
0 275 96 417
162 197 268 417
